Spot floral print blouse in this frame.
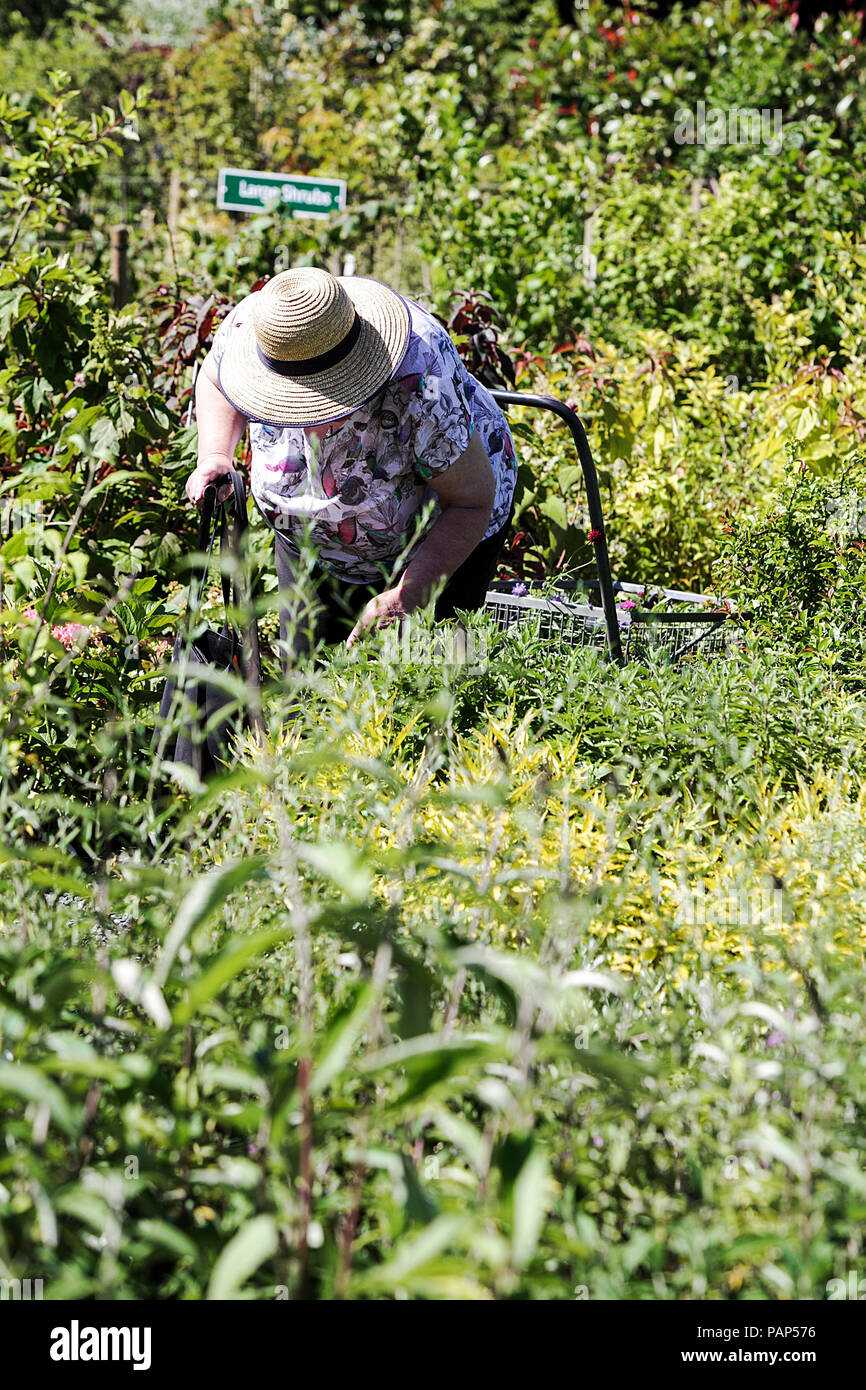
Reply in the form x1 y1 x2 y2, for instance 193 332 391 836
209 294 518 583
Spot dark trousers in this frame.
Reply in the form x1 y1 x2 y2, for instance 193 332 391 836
275 502 514 665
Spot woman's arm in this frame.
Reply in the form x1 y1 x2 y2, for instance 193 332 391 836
346 432 496 645
185 352 249 505
400 431 496 605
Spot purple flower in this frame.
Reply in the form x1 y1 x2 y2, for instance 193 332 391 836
592 1135 603 1149
619 599 636 610
512 582 529 597
767 1030 785 1049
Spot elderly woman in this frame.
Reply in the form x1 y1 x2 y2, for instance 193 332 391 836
186 267 517 657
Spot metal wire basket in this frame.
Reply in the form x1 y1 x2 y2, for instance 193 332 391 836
484 391 740 666
483 584 740 665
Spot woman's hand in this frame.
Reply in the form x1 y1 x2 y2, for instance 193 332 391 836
186 454 235 506
346 583 418 648
187 354 249 506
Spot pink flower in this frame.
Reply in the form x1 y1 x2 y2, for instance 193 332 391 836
51 622 87 650
588 528 601 542
620 599 636 611
74 371 86 387
22 605 38 621
152 638 172 659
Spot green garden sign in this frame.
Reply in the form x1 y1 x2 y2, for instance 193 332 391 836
216 167 346 219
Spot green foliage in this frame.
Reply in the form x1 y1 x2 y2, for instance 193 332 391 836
7 2 866 378
717 446 866 675
2 621 866 1299
0 77 230 821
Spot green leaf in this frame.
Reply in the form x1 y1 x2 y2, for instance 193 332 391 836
360 1032 501 1110
351 1214 467 1293
111 959 171 1030
1 529 29 560
653 423 667 463
0 1062 77 1136
36 1054 128 1085
558 464 583 494
173 923 291 1025
426 1105 485 1172
0 285 33 336
310 983 379 1096
512 1145 550 1270
539 495 567 530
89 416 120 461
85 468 153 501
400 1151 439 1225
739 1125 810 1180
621 1228 658 1275
55 1188 112 1232
295 841 372 904
136 1219 198 1262
67 549 88 585
207 1214 278 1300
154 857 268 988
795 406 819 441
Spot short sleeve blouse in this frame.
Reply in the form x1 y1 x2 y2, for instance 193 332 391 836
209 294 517 584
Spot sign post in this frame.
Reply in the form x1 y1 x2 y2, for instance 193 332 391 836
110 225 128 308
217 167 346 220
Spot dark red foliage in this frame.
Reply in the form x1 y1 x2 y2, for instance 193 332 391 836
440 289 517 390
151 290 233 412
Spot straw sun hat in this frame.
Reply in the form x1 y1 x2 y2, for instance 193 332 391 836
217 267 411 427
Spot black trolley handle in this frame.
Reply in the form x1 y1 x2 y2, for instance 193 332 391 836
192 483 223 617
488 390 624 665
186 357 265 737
193 468 264 705
193 471 246 626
